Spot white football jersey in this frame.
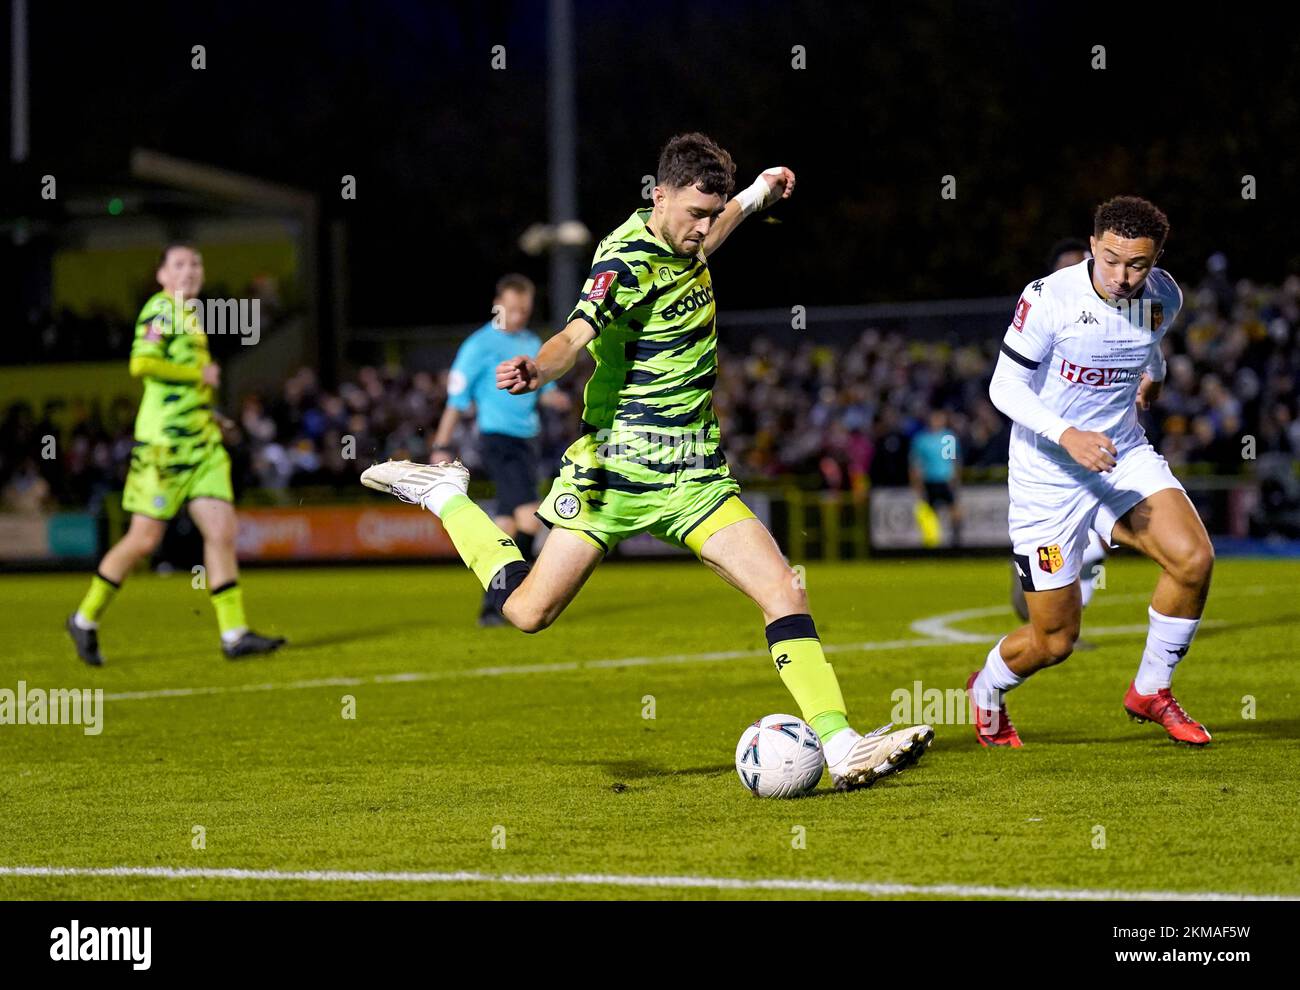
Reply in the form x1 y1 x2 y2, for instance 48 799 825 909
1000 259 1182 475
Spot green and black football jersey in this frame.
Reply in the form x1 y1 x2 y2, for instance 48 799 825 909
129 290 219 448
568 208 726 485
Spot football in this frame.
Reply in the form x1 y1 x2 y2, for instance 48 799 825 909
734 714 825 798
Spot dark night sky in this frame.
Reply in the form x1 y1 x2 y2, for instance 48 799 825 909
15 0 1300 325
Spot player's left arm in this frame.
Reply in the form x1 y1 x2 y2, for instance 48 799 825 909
1136 347 1165 411
702 167 795 256
1137 280 1179 412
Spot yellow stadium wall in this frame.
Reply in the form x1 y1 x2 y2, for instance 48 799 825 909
0 362 141 412
51 241 299 320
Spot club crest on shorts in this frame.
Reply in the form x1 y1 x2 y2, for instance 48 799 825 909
555 493 580 519
1037 543 1064 574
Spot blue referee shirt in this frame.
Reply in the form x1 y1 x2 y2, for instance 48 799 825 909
446 322 555 439
909 430 959 483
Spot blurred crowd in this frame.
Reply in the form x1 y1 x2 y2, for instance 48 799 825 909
720 270 1300 491
4 269 1299 514
10 274 291 365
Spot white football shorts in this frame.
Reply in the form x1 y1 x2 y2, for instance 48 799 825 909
1009 442 1185 592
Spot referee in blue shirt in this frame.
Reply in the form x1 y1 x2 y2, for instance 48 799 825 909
909 409 963 546
431 274 568 625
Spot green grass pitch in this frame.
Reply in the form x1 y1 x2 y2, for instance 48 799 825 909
1 556 1297 900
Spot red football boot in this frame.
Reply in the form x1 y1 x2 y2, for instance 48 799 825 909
1123 682 1212 746
966 671 1023 748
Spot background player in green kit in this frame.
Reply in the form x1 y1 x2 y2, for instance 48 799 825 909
66 244 285 664
362 134 933 790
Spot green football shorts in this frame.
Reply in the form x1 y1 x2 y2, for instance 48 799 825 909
536 431 754 555
122 440 234 520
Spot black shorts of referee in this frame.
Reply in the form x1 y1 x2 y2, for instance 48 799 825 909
479 432 541 516
923 481 956 509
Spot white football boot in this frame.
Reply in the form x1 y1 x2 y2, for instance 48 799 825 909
826 722 934 791
360 459 470 513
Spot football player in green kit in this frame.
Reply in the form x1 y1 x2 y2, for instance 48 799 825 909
67 244 285 664
362 134 933 790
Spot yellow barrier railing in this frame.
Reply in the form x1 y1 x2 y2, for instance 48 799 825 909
783 488 870 561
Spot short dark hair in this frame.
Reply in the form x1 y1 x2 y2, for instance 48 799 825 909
494 273 535 298
1046 237 1089 272
1093 196 1170 248
656 132 736 196
156 242 197 269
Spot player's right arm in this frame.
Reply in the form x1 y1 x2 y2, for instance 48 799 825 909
128 296 214 384
988 287 1117 472
497 317 595 394
497 244 637 394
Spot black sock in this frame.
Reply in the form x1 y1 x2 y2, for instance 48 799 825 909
514 530 535 560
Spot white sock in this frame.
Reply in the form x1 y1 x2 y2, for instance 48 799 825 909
73 612 98 631
221 626 248 645
1080 536 1107 608
1134 606 1200 694
1079 572 1097 609
972 637 1024 710
419 484 465 518
823 727 861 767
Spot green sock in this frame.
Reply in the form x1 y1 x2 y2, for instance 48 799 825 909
810 710 852 741
767 614 851 742
440 494 525 590
76 573 120 624
210 582 248 636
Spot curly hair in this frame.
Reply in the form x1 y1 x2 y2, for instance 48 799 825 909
656 132 736 196
1093 196 1170 247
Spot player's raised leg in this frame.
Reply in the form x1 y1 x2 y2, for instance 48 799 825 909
696 509 933 790
970 583 1081 747
187 497 286 659
67 513 166 666
361 459 601 632
1109 488 1214 744
499 527 602 632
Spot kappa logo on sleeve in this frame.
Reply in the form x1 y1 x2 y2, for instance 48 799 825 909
1012 297 1032 331
586 271 617 302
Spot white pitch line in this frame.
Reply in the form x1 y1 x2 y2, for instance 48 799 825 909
0 865 1289 901
100 640 952 703
910 585 1265 643
98 584 1268 704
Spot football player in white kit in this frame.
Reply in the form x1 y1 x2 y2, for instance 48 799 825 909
970 196 1214 747
1009 238 1110 635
